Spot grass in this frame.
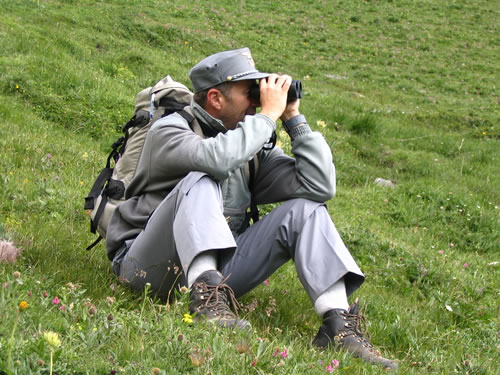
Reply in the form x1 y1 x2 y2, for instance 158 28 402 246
0 0 499 374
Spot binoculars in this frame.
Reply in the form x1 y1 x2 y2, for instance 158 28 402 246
249 79 303 103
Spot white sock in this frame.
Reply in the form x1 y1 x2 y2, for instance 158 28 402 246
314 278 349 317
187 250 218 287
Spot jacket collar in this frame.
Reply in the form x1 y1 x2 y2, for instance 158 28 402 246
190 100 227 136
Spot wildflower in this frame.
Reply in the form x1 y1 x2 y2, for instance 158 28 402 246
317 120 327 128
106 296 116 304
235 341 250 353
331 359 339 368
463 263 469 268
43 291 48 298
250 358 258 367
0 239 21 264
184 41 189 45
19 301 28 310
189 351 205 367
177 334 184 341
281 348 289 358
4 282 8 289
59 305 65 311
263 279 270 286
438 250 444 255
13 271 21 278
179 286 189 294
82 152 89 160
88 304 97 315
182 313 193 324
152 368 161 375
43 331 61 348
52 297 60 305
326 364 334 373
46 153 52 159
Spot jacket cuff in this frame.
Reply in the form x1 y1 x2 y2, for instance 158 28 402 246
283 114 311 140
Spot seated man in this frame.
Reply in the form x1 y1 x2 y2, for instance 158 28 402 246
106 48 398 370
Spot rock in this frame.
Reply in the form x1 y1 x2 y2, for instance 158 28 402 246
374 178 395 188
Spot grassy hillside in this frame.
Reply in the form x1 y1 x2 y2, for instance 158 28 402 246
0 0 498 374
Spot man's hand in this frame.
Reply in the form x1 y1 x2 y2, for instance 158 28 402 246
280 99 301 123
259 74 292 122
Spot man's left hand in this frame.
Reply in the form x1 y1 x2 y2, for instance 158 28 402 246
280 99 301 123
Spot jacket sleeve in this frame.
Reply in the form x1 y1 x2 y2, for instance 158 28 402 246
127 112 276 197
252 124 336 204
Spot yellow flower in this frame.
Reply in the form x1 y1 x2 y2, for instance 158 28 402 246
82 152 89 160
43 331 61 349
316 120 327 128
19 301 28 310
182 313 193 324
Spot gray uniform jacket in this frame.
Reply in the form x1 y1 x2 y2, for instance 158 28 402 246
105 100 336 261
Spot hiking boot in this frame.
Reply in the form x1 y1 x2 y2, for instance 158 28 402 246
312 299 398 370
189 270 251 330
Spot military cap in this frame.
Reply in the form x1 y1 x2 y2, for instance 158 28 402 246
189 47 269 93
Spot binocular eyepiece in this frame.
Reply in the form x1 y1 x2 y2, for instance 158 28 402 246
249 79 303 103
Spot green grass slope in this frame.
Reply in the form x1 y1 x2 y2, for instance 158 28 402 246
0 0 498 374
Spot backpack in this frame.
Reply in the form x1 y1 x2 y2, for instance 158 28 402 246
84 75 194 250
84 75 261 250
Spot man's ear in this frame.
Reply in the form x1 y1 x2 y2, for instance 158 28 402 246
206 88 224 111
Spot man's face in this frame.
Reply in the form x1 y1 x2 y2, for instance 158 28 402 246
217 80 257 130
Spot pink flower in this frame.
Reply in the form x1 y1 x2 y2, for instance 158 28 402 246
326 364 334 373
463 263 469 268
263 279 270 286
43 291 48 298
438 250 444 255
3 282 8 289
331 359 339 368
281 349 288 359
52 297 60 305
273 347 280 357
59 305 65 311
27 291 32 297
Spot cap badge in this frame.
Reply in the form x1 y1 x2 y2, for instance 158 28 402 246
241 51 255 67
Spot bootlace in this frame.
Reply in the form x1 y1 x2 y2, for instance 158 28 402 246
198 275 241 317
341 311 377 352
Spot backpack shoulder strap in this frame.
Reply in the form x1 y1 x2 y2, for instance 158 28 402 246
248 157 259 224
177 109 195 130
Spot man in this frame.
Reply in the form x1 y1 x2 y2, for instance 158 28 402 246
106 48 398 370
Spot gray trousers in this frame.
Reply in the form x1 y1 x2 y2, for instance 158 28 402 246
115 172 364 303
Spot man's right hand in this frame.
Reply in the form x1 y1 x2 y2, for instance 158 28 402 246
258 74 292 122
